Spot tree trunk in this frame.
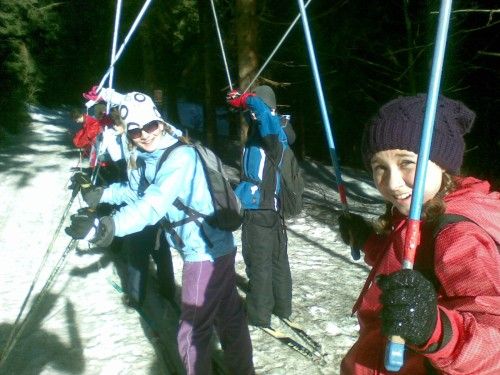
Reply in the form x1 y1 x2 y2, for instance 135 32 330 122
197 0 217 147
236 0 259 144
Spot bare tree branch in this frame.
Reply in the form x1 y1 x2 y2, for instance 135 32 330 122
451 9 500 14
478 51 500 57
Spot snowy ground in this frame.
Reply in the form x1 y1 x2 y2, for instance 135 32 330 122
0 106 386 375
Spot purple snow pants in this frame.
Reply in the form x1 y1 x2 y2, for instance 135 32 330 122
177 252 254 375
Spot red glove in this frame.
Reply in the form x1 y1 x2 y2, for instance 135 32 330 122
82 85 101 102
226 89 255 109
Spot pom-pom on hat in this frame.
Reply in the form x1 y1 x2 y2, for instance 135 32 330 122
119 92 164 129
361 94 475 174
254 85 276 109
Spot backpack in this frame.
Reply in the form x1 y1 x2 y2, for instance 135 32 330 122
415 213 500 289
156 141 243 233
279 146 305 218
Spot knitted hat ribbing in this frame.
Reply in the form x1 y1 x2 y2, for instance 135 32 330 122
361 94 475 174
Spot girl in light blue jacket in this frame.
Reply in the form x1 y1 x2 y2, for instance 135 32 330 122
67 91 254 375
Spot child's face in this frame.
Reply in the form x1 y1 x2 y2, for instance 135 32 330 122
371 149 444 216
130 122 164 152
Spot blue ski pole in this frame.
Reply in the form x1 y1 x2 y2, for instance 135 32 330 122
296 0 359 260
85 0 153 109
106 0 123 114
384 0 453 371
209 0 233 91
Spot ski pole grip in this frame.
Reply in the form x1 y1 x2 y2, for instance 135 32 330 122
385 335 405 372
350 246 360 261
384 219 420 371
344 210 361 261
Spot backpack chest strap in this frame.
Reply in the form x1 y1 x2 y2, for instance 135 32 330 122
161 198 213 249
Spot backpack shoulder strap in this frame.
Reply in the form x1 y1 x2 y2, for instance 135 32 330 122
431 213 473 240
417 213 497 289
154 142 214 249
154 141 186 177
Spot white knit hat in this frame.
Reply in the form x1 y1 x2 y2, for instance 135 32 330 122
119 92 164 128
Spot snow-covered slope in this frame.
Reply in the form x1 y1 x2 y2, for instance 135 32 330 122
0 106 385 375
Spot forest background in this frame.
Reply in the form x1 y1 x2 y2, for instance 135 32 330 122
0 0 498 186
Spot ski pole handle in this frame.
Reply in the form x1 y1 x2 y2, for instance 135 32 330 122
384 219 420 371
349 237 360 261
385 336 406 371
350 245 361 261
339 186 360 260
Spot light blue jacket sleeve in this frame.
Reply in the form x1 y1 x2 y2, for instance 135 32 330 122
107 145 235 262
100 181 139 206
111 148 196 236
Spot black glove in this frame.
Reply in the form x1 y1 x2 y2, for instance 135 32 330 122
377 269 438 346
81 186 103 209
338 212 373 249
65 210 115 248
69 172 103 209
69 171 92 192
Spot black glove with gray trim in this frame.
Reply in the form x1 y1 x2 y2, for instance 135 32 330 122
65 209 114 248
69 172 103 209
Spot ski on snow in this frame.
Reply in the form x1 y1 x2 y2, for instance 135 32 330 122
280 317 323 355
236 275 327 364
260 322 327 365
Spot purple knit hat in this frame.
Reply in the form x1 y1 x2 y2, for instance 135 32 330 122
361 94 475 174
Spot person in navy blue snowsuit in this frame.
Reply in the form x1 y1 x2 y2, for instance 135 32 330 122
227 85 293 328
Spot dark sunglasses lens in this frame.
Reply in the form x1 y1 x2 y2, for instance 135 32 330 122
143 121 159 133
127 128 142 139
127 122 159 139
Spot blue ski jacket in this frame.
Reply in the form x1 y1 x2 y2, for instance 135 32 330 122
235 96 289 210
100 133 236 262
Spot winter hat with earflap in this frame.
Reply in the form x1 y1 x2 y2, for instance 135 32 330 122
254 85 276 109
361 94 475 174
119 92 164 129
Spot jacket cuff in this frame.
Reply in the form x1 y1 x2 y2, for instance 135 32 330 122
412 306 456 356
92 216 115 248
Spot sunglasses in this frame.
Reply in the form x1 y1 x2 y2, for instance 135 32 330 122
127 121 160 139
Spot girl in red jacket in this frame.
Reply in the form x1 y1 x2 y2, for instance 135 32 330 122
339 94 499 374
